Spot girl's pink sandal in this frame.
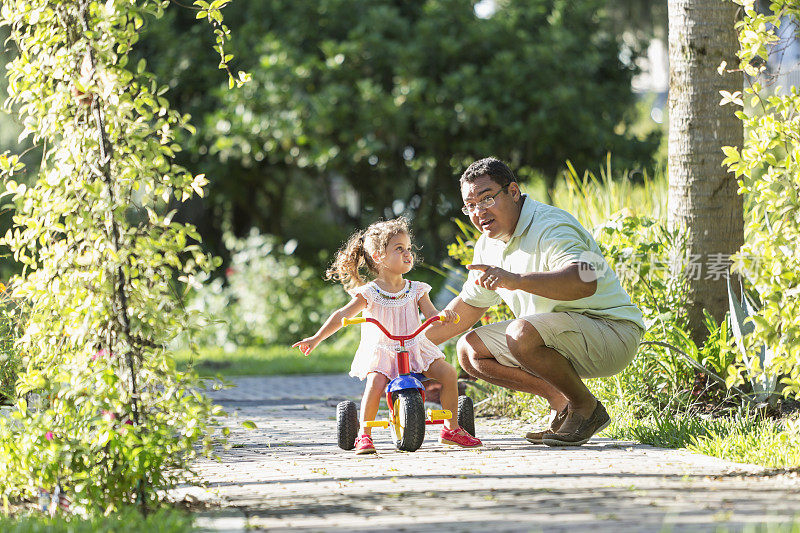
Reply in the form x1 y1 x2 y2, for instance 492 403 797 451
439 427 482 448
354 434 376 454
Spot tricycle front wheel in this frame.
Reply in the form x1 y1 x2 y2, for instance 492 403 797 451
390 389 425 452
337 400 358 450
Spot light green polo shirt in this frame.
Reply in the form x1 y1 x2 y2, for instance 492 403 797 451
460 195 645 330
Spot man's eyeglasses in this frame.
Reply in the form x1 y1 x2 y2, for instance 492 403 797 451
461 185 509 215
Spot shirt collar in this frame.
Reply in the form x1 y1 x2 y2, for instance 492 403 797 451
511 194 536 239
483 194 536 249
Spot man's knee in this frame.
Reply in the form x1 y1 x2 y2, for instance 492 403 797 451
456 332 482 371
505 319 544 353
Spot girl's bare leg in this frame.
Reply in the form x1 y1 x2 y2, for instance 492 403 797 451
423 358 459 430
360 372 389 436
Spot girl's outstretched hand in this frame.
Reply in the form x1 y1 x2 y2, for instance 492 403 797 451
292 337 320 356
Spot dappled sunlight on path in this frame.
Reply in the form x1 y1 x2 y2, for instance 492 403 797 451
174 375 800 532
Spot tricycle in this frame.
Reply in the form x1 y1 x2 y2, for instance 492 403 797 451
336 313 476 452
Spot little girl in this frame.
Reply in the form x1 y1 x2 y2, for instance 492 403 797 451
293 217 481 454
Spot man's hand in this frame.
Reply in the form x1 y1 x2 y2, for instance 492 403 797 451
425 297 487 345
467 264 519 291
437 309 460 323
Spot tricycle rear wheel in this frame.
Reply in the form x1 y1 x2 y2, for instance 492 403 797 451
391 389 425 452
458 395 475 437
337 400 358 450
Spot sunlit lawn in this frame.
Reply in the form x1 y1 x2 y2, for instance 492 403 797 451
0 508 193 532
173 344 353 377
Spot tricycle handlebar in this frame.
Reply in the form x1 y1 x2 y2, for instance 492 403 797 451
341 313 459 343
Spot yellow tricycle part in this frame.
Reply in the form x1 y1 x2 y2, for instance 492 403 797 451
427 409 452 421
364 420 390 428
437 312 460 325
342 316 367 326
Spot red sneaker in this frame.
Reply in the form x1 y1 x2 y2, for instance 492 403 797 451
354 434 376 455
439 427 482 448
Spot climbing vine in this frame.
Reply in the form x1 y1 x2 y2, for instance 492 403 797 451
0 0 244 513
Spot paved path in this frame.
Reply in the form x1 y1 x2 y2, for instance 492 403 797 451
176 375 800 532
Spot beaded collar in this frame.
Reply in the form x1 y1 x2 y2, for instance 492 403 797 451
373 280 411 300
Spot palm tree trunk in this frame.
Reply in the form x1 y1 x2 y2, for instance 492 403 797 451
668 0 744 344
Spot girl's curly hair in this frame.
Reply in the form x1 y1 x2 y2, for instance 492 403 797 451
325 217 415 290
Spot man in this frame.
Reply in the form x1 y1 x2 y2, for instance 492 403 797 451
426 157 644 446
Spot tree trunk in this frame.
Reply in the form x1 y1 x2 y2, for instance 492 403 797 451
668 0 744 345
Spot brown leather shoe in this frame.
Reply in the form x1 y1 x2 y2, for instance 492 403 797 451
524 406 568 444
542 401 610 447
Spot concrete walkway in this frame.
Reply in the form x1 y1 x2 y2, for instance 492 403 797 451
176 375 800 532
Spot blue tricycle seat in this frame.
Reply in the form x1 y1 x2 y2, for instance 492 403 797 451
387 372 429 393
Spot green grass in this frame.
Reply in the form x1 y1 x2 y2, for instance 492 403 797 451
173 342 353 377
605 407 800 469
534 156 669 230
711 522 800 533
475 379 800 470
0 508 194 532
687 416 800 469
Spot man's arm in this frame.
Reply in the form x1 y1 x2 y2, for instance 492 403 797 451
467 262 597 301
425 296 488 345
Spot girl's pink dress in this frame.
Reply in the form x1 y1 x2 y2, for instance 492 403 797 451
346 280 445 380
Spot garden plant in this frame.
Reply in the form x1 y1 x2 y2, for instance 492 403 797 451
0 283 25 406
722 0 800 403
0 0 247 516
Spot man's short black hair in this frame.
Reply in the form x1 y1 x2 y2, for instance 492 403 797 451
460 157 517 187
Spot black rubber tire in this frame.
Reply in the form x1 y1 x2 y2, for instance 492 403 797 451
391 389 426 452
458 395 475 437
337 400 358 450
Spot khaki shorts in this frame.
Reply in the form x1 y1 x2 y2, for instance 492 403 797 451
471 312 643 378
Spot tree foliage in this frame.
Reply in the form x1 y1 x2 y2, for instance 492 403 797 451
723 0 800 400
0 0 242 512
137 0 660 264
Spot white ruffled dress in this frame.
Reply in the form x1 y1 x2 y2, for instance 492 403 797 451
346 280 445 380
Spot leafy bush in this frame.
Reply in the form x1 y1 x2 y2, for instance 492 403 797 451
0 0 241 514
177 229 352 352
592 213 696 411
722 0 800 401
0 282 25 405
